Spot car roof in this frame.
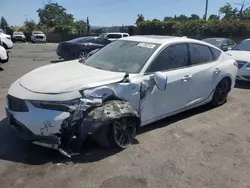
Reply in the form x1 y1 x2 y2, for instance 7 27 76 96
119 35 200 45
203 37 229 40
104 32 129 35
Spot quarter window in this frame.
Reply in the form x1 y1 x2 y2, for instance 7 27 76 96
210 47 221 60
147 44 189 72
189 44 214 65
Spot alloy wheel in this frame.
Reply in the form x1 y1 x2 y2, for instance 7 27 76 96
112 117 136 149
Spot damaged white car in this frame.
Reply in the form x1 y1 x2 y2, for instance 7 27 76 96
6 36 237 157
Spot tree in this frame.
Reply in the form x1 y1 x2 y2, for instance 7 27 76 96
37 2 74 29
136 14 145 26
24 19 37 32
208 14 220 20
152 19 161 22
164 17 174 21
189 14 200 20
74 20 86 35
219 3 238 20
0 17 9 31
174 14 188 21
236 0 248 19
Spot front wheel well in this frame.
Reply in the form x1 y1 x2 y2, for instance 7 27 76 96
84 100 141 147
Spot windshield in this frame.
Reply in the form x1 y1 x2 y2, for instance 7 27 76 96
33 31 43 34
233 40 250 51
202 38 223 47
98 33 107 38
14 32 23 35
85 40 160 73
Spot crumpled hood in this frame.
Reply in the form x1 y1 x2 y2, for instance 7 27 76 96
19 60 125 94
227 50 250 61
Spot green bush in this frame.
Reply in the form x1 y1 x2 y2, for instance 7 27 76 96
137 20 250 39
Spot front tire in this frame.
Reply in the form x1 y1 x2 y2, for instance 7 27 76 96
211 78 230 106
110 117 137 149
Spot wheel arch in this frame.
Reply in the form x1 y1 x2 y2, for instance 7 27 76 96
217 75 233 92
82 100 141 147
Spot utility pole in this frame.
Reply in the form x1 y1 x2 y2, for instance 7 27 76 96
204 0 208 20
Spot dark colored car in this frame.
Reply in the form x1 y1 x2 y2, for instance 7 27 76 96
202 38 236 51
57 36 111 60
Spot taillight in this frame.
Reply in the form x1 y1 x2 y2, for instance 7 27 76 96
234 62 238 68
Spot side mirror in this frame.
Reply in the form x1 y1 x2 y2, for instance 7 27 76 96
154 72 167 91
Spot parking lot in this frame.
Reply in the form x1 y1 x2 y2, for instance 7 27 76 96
0 43 250 188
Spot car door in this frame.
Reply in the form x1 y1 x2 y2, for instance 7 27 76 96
186 43 221 106
140 43 194 124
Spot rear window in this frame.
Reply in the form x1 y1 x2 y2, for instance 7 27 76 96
210 47 221 60
106 34 122 39
189 44 214 65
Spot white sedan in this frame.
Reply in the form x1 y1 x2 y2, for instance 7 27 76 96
0 42 9 64
6 36 237 157
0 32 13 49
227 39 250 81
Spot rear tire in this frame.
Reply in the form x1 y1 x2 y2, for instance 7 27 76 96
110 117 137 149
211 78 230 107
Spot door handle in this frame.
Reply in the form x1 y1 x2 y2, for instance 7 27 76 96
181 75 192 81
214 68 222 73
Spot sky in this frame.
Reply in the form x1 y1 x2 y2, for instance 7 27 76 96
0 0 241 27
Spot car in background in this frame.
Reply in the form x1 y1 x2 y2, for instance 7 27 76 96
12 32 26 43
0 31 13 49
57 36 111 60
0 39 9 64
98 32 129 41
31 31 46 43
227 39 250 81
6 36 237 157
202 38 236 51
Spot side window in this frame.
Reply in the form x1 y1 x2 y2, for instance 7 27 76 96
222 40 229 46
123 34 129 37
210 47 222 60
147 44 189 72
106 34 122 39
96 38 111 45
189 44 214 65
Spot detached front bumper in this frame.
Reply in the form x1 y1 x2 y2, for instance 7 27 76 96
6 108 59 148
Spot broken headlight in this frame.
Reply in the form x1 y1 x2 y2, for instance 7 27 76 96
30 99 81 112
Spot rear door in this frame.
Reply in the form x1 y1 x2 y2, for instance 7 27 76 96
186 43 221 106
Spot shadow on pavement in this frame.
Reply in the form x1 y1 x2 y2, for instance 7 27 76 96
50 59 66 63
138 103 212 135
235 80 250 89
0 104 213 165
0 67 3 71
